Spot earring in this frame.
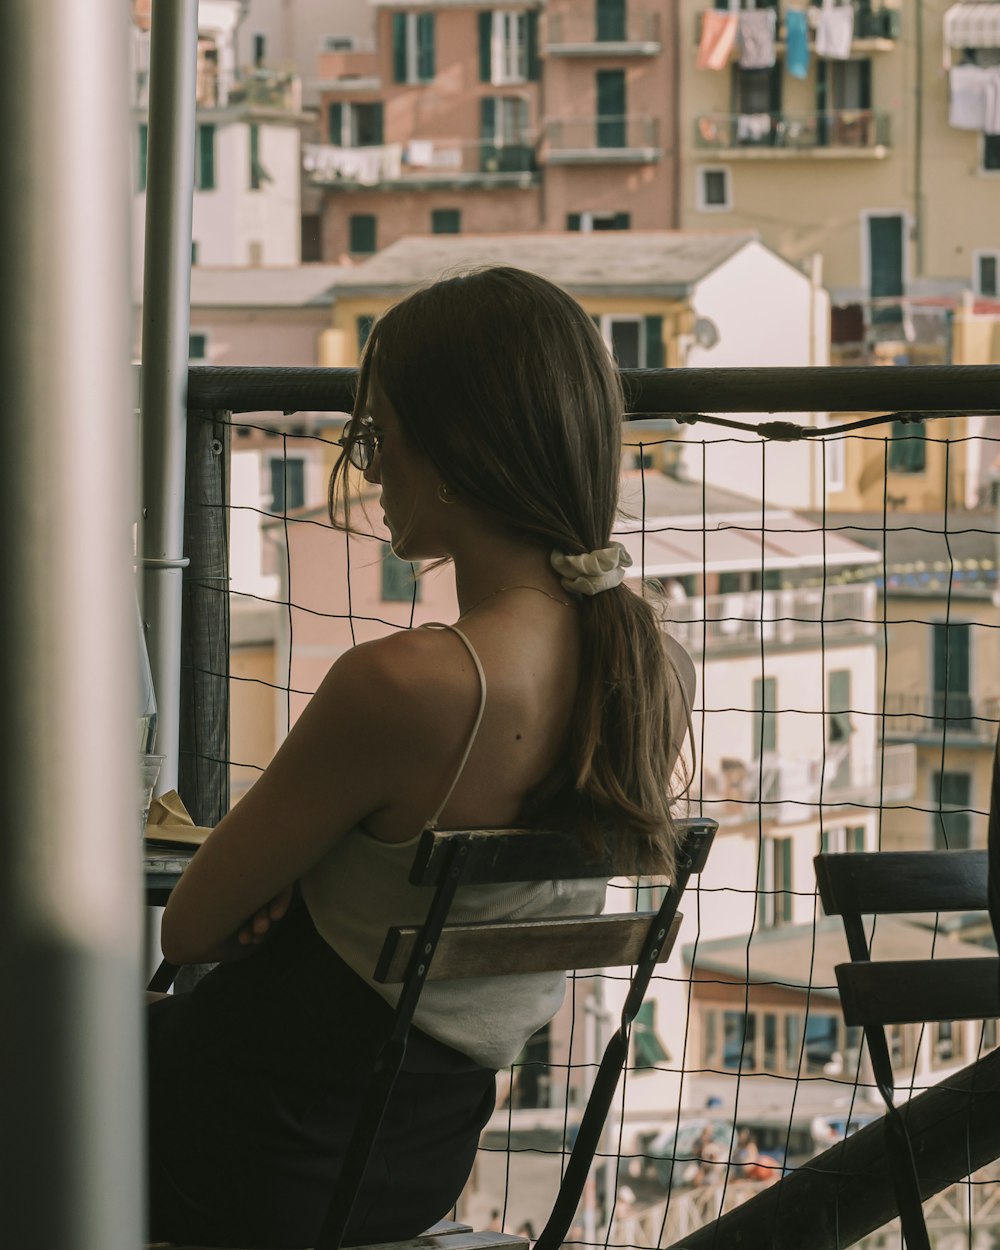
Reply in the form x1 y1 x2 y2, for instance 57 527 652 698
437 483 455 504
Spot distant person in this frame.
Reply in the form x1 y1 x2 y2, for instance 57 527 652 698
145 266 695 1248
734 1129 779 1184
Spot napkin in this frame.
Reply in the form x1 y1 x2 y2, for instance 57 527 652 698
144 789 213 848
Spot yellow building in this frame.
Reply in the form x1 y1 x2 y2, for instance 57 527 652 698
680 0 1000 364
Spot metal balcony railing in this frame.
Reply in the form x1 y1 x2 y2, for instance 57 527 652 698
546 8 661 47
303 136 539 185
883 691 1000 741
668 583 876 655
545 115 659 156
694 2 901 48
695 109 891 152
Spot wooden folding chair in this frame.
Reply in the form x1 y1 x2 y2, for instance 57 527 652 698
156 815 718 1250
814 846 1000 1250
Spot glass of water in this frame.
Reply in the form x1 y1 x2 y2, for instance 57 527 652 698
140 753 164 836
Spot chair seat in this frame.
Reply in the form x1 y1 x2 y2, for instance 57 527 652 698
154 1229 527 1250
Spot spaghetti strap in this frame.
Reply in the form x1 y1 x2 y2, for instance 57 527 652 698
421 622 488 829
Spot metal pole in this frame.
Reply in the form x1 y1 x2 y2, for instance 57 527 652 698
0 3 140 1249
140 0 199 793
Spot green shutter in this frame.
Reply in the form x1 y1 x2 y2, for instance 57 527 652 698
198 123 215 190
417 12 435 80
526 10 540 80
371 102 384 145
479 11 492 82
613 212 631 229
328 102 343 144
138 123 148 191
392 13 407 82
888 419 926 472
597 0 627 41
779 838 793 922
480 96 496 139
567 213 582 231
596 69 626 147
381 544 421 602
357 315 375 354
858 58 872 109
753 675 777 755
249 123 261 189
431 208 461 234
349 214 377 254
643 316 664 368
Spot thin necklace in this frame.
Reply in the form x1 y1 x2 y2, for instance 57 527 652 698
458 584 575 620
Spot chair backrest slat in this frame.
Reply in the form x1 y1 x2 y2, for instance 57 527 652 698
835 957 1000 1026
816 850 988 917
375 912 684 984
410 826 627 886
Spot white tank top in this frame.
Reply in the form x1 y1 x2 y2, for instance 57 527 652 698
300 623 607 1070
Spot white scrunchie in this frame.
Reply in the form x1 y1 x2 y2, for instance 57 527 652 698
550 542 633 597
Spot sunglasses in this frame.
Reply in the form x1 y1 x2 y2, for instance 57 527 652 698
336 414 382 471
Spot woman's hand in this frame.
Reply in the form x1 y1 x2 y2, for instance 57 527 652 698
236 885 295 948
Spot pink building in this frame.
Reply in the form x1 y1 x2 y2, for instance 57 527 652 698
308 0 679 259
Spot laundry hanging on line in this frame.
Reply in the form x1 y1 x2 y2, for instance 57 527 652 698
697 10 739 72
785 9 810 80
738 9 777 70
815 4 854 59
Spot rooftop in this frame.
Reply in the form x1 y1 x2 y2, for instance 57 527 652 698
186 264 348 308
333 231 762 299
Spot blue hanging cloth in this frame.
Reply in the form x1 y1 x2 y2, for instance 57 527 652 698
786 8 810 80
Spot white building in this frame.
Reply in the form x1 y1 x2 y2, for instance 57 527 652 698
131 0 310 273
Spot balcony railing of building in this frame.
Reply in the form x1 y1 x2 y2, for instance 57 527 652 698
695 1 901 50
883 691 1000 743
544 115 660 162
667 582 876 655
303 137 539 188
694 109 891 155
134 64 303 112
545 9 661 54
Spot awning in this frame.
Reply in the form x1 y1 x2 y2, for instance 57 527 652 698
944 2 1000 51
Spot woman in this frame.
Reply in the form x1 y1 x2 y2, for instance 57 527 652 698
147 266 695 1248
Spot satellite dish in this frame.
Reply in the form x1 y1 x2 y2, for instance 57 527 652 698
693 317 720 350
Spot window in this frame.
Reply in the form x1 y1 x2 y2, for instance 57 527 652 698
599 315 664 369
820 825 867 854
932 1021 963 1067
933 771 972 850
188 332 208 361
734 63 781 145
824 436 846 492
596 0 627 41
301 213 322 263
975 251 999 297
138 123 148 191
479 97 532 172
253 33 266 67
696 166 731 212
381 544 421 602
826 669 852 790
249 123 271 190
393 12 435 84
865 213 905 327
269 457 305 513
802 1013 839 1074
704 1006 844 1075
191 240 199 266
632 1001 669 1069
356 315 375 354
567 211 630 231
752 675 777 755
596 68 626 147
983 134 1000 172
328 102 384 147
431 208 461 234
479 10 538 84
887 419 925 472
349 214 377 254
196 123 215 190
932 621 972 727
758 835 793 927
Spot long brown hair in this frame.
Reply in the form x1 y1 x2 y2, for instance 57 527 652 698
329 266 689 876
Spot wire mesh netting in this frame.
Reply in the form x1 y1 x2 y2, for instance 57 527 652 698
186 400 1000 1249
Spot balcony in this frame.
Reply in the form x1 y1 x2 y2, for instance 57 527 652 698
697 742 916 826
303 137 539 189
667 583 877 656
882 692 1000 745
544 115 660 164
315 45 380 92
695 1 901 54
693 109 891 158
545 9 661 55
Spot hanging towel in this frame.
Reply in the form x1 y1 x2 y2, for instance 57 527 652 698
697 10 739 71
949 63 991 130
738 9 777 70
785 9 810 79
816 4 854 59
737 112 772 142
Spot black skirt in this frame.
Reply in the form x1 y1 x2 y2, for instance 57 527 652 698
147 895 496 1249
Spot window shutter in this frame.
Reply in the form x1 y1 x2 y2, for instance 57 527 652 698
526 10 540 81
480 96 496 140
138 124 148 191
613 212 631 229
328 101 343 144
479 11 492 82
197 124 215 190
392 13 407 83
643 315 664 369
779 839 793 922
567 213 582 231
356 315 375 354
858 58 872 109
371 102 384 145
349 214 377 254
417 12 435 81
